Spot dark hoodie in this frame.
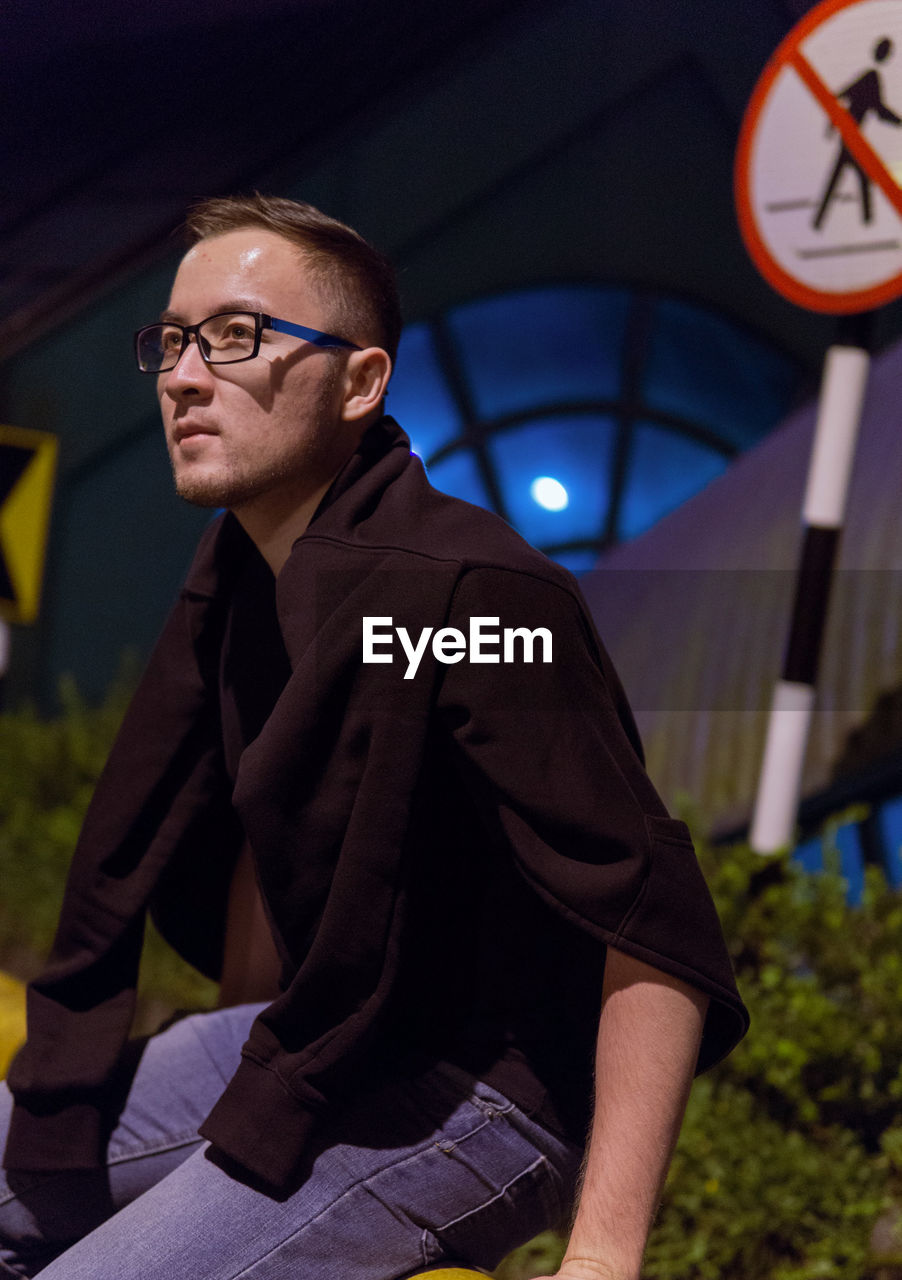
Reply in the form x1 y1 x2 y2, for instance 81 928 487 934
4 418 748 1192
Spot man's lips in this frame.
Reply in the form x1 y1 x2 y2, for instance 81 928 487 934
172 422 218 445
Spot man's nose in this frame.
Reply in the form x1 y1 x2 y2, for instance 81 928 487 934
165 334 214 392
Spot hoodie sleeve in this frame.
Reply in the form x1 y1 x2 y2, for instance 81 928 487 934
2 595 242 1173
436 565 749 1072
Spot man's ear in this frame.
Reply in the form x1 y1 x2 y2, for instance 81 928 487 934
341 347 393 422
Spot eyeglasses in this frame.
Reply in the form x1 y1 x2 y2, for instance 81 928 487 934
134 310 361 373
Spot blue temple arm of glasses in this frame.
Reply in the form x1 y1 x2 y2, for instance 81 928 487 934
268 316 360 350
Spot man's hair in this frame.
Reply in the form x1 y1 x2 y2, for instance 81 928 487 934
184 194 402 364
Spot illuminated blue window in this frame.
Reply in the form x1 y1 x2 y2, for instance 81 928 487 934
487 416 616 549
617 423 728 541
645 300 801 450
390 322 462 460
426 450 492 508
553 548 601 575
389 287 801 572
447 288 629 418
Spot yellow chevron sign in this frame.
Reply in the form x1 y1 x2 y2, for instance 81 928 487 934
0 971 26 1078
0 425 58 624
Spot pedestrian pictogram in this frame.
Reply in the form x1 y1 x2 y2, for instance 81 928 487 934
736 0 902 313
0 425 58 625
812 35 902 229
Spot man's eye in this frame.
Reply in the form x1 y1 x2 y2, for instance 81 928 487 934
225 323 252 341
161 328 183 350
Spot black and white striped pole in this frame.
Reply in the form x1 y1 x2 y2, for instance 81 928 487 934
733 0 902 852
750 319 872 854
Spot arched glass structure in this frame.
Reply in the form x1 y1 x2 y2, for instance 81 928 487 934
388 286 802 573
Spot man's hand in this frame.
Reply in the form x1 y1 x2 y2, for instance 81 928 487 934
541 947 709 1280
534 1264 636 1280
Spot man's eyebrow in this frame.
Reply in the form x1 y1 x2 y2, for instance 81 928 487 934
157 299 266 323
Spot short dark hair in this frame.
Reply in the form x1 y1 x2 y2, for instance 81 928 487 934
184 194 402 364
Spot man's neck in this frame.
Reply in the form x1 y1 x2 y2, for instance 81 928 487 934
231 477 336 576
229 414 381 574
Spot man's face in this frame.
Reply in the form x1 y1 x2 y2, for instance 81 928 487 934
158 227 359 519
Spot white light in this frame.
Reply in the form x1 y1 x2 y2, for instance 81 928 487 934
530 476 569 511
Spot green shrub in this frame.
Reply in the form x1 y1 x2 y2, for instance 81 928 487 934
0 670 217 1020
496 840 902 1280
0 673 131 966
643 839 897 1279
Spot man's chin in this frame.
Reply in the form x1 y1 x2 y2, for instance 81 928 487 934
173 468 248 509
174 480 227 509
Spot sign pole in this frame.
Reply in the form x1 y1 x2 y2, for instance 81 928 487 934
736 0 902 851
750 314 873 852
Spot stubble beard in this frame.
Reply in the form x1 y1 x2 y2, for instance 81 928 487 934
170 364 346 512
172 456 301 511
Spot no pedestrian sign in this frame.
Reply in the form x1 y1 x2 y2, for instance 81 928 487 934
736 0 902 313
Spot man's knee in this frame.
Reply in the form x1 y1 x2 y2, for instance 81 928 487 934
1 1166 117 1267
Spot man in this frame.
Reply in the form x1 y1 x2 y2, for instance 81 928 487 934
0 196 748 1279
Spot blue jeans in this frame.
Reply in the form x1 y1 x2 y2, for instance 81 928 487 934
0 1004 581 1278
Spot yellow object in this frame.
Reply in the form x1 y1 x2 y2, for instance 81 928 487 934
0 971 26 1077
0 423 58 625
405 1272 488 1279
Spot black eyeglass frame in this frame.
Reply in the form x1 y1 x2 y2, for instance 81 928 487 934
134 310 361 373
